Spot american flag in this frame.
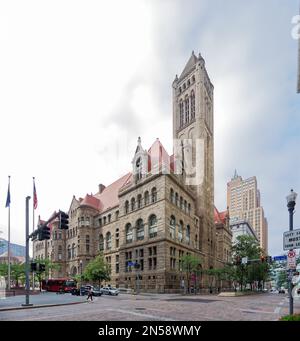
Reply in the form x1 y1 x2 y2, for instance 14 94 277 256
33 178 38 209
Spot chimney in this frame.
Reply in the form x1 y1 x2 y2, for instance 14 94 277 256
98 184 106 194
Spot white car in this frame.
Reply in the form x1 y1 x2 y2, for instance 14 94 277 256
101 287 119 296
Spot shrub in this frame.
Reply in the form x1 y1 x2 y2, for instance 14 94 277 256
280 314 300 321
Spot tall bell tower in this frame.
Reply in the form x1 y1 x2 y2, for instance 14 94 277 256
172 51 215 265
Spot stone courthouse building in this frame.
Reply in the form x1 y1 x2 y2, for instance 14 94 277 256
33 52 231 292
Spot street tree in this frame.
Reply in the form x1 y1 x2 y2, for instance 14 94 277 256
180 254 202 293
83 255 111 288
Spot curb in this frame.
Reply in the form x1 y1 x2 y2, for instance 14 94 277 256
0 300 86 312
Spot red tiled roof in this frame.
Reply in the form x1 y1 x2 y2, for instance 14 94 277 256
148 138 171 172
80 194 102 211
93 172 132 213
214 207 228 225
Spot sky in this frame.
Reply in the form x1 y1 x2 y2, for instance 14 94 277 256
0 0 299 256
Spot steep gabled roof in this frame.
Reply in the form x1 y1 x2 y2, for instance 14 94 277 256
93 172 132 213
148 138 170 172
80 194 102 211
179 51 199 81
214 207 228 225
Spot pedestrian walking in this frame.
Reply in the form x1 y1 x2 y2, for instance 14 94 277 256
87 287 93 302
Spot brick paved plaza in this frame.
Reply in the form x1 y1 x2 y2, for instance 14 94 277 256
1 292 299 321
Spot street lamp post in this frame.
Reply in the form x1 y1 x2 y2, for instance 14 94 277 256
286 189 297 316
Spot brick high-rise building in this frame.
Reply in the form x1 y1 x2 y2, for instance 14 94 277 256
33 51 229 292
227 171 268 253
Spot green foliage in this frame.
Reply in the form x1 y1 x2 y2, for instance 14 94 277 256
83 255 111 287
180 254 202 293
0 263 26 287
231 235 272 291
280 314 300 321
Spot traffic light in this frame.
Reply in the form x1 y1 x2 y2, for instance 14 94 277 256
59 211 69 230
37 263 46 272
267 256 272 263
38 225 51 240
30 262 37 272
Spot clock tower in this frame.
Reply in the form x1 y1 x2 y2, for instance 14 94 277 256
172 51 215 265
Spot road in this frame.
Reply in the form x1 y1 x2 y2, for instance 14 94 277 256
0 292 299 321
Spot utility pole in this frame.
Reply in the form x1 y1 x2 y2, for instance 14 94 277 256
22 196 32 307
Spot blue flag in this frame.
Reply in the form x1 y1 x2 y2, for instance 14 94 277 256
5 183 10 208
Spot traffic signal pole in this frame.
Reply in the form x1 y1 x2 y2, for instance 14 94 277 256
288 200 295 315
22 196 32 307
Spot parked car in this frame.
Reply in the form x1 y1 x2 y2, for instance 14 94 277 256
278 289 286 294
101 286 119 296
71 288 80 296
91 286 102 297
79 285 103 296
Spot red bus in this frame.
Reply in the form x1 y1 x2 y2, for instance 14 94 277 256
42 278 76 293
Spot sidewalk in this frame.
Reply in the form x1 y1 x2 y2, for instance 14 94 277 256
0 292 86 312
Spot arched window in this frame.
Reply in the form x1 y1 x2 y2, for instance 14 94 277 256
169 216 176 239
184 200 187 213
149 215 158 238
99 234 104 251
126 223 133 244
131 198 136 211
58 245 62 260
179 100 184 127
86 235 90 254
151 188 157 203
144 191 149 205
175 193 179 206
136 157 142 181
106 232 112 250
125 200 129 214
67 245 71 260
188 203 191 215
170 188 174 204
180 196 183 210
71 243 76 258
191 90 195 119
186 225 190 244
195 234 198 249
137 194 142 209
136 219 144 240
178 221 183 242
185 95 189 123
115 228 119 248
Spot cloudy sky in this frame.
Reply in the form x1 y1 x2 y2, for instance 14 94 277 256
0 0 299 256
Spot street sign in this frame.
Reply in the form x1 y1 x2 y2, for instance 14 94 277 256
242 257 248 264
273 255 287 261
287 250 297 270
283 229 300 250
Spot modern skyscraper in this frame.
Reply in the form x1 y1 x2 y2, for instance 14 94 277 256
227 171 268 253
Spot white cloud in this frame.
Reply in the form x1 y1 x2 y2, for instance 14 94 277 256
0 0 299 258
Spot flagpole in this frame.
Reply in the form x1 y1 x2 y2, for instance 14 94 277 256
32 177 36 291
33 178 35 234
7 176 11 290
